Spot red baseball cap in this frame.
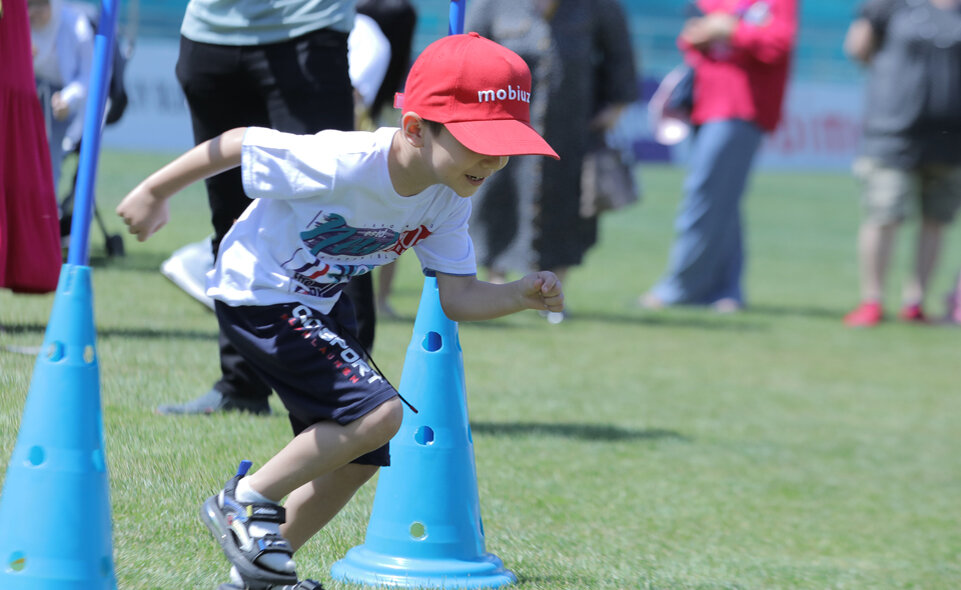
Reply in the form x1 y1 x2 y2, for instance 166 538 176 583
395 32 559 160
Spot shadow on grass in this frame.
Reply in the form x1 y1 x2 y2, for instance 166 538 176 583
454 309 767 333
745 302 842 321
0 322 216 342
573 309 766 332
84 251 177 273
515 573 599 588
470 421 686 442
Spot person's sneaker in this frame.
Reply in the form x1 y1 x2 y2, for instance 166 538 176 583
157 389 271 416
947 291 961 325
898 303 928 324
638 292 666 310
843 301 883 327
712 298 742 314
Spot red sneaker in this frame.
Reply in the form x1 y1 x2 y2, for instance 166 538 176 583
898 303 928 323
843 301 883 327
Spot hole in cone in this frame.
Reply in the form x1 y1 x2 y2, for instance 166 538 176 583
27 446 45 466
414 426 435 445
47 342 64 361
7 551 26 573
409 522 427 540
422 332 442 352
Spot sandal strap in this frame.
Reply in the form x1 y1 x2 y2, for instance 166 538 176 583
253 533 293 556
243 502 286 525
269 579 325 590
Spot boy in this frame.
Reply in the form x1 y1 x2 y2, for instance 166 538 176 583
116 32 562 590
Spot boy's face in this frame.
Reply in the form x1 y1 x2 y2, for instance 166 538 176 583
424 124 509 198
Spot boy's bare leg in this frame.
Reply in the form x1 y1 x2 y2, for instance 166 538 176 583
376 261 399 318
282 463 379 550
247 397 403 503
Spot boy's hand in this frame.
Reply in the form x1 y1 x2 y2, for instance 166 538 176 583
436 271 563 321
519 271 564 312
116 184 170 242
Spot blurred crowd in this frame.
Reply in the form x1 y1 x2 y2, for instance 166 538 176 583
5 0 961 330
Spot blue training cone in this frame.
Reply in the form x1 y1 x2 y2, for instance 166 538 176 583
0 264 116 589
331 277 516 589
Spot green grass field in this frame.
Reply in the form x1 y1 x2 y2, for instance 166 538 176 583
2 153 960 590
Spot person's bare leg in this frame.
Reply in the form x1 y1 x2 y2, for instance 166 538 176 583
903 217 943 306
376 261 399 318
246 398 403 502
858 220 898 303
282 463 379 551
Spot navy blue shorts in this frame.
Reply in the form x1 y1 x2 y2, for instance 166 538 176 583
215 299 397 466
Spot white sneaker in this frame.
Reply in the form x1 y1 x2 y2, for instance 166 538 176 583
160 237 216 311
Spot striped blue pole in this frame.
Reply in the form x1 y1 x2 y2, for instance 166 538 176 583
66 0 118 265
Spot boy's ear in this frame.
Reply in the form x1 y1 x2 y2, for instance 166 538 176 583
401 112 426 148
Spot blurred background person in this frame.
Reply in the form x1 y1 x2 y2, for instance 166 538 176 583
841 0 961 327
156 0 374 416
2 0 63 294
348 10 391 129
159 1 415 335
640 0 798 313
29 0 94 193
354 0 417 320
465 0 639 323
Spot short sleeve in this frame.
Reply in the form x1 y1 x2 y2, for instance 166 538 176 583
241 127 340 200
413 198 477 277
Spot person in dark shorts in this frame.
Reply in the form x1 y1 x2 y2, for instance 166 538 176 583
842 0 961 327
116 33 563 590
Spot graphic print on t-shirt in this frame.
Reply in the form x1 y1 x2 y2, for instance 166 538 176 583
283 211 433 298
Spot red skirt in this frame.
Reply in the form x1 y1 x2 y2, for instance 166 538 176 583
0 0 63 293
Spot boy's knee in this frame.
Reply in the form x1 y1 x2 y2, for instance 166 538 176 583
378 397 405 439
357 397 404 448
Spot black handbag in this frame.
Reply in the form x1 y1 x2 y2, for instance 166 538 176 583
580 142 640 217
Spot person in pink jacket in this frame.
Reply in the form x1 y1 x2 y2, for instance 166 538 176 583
641 0 797 312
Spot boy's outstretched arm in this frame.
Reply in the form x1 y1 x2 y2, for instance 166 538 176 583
435 271 564 322
116 127 247 241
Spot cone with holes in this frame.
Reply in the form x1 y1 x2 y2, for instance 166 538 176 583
0 264 117 589
330 276 516 588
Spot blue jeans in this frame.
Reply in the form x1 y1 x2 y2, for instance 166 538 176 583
650 119 764 306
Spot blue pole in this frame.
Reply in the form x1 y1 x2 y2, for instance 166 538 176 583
449 0 465 35
66 0 118 266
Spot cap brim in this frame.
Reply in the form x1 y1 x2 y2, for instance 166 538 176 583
445 120 560 160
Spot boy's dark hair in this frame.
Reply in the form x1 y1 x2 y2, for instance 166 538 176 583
423 119 444 136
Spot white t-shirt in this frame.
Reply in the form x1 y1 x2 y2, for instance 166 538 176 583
207 126 476 313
